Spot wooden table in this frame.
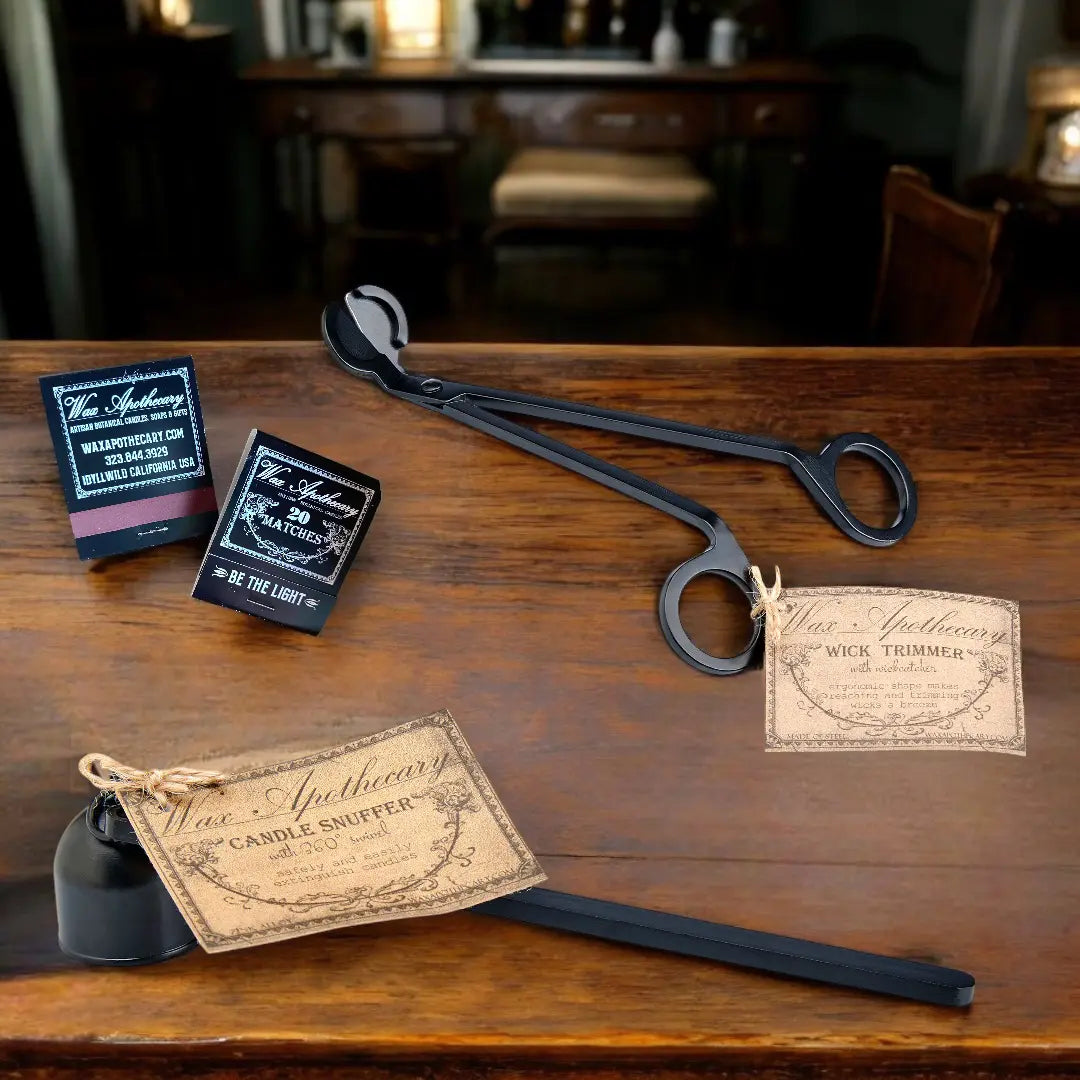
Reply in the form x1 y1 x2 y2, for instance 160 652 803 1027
2 342 1078 1079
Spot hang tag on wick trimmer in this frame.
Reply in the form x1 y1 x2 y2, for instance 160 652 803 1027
752 567 1024 754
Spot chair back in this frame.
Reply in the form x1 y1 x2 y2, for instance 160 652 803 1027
871 166 1009 345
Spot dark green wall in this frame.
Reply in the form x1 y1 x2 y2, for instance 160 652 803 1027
799 0 972 159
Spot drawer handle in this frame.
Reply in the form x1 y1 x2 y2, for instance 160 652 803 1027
595 113 639 128
754 102 779 125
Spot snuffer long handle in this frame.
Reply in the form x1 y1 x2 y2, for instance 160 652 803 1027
473 887 974 1007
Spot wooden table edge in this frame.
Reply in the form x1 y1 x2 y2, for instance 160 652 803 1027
7 341 1079 360
4 1037 1080 1067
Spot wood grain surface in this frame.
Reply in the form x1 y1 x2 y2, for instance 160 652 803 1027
1 342 1078 1078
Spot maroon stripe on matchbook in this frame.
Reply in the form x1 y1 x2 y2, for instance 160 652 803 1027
69 485 218 538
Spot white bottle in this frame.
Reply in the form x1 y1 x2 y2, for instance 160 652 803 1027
651 3 682 69
306 0 334 55
708 15 740 67
455 0 480 63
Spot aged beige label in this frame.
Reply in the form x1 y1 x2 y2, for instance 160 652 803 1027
118 711 546 952
764 588 1024 754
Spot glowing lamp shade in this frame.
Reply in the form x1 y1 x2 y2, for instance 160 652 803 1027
139 0 193 31
383 0 443 55
1038 108 1080 187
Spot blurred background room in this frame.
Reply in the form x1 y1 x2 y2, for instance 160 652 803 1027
1 0 1078 346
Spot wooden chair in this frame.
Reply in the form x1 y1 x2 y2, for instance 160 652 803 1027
871 166 1011 345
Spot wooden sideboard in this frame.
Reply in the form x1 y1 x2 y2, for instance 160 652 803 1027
242 56 839 147
242 57 841 267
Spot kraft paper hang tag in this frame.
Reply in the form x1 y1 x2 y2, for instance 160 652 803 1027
752 569 1025 755
102 711 546 952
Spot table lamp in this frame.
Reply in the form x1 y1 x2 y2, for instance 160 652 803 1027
1024 56 1080 185
383 0 444 55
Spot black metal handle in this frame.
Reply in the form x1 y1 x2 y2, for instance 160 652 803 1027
325 292 920 552
795 432 918 548
475 888 975 1007
442 400 764 675
444 388 917 549
658 537 761 676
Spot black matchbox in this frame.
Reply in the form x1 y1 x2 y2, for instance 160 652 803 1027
191 430 380 633
39 357 217 560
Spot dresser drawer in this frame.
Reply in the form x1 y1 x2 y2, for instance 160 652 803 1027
495 91 720 149
727 91 820 138
256 89 447 138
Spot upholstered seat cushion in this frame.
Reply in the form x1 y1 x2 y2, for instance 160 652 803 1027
491 148 716 219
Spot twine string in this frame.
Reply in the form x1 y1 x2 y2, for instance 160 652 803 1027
78 752 227 809
749 564 783 647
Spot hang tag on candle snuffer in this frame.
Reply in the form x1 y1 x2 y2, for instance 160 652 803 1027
82 711 546 953
751 568 1025 755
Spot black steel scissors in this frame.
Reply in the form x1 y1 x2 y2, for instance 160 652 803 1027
323 285 917 675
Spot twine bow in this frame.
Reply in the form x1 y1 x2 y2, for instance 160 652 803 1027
78 753 227 809
749 564 783 647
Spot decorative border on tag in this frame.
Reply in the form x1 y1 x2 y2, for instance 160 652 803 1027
126 712 544 949
51 367 204 499
220 446 376 585
765 588 1025 753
